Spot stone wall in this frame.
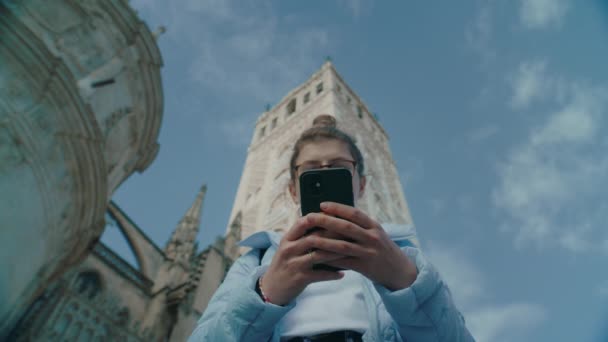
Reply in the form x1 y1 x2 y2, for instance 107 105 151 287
0 0 163 336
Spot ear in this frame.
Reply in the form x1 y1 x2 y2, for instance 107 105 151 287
289 180 299 204
358 175 367 198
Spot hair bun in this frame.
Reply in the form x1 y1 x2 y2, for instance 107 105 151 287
312 114 337 128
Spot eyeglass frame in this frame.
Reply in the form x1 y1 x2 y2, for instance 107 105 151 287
293 158 358 176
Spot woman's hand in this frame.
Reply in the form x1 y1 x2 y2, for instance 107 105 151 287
306 202 418 291
260 215 348 305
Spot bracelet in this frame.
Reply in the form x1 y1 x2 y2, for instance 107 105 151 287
256 276 271 303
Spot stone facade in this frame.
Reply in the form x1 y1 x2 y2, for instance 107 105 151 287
226 61 415 244
9 186 239 341
0 0 163 337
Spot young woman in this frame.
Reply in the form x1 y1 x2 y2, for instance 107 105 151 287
189 118 474 342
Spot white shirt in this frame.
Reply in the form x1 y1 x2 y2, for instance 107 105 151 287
280 270 369 340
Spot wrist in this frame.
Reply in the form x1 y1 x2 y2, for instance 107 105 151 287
255 276 272 303
385 255 418 291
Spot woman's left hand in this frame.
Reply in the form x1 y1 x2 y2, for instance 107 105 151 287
306 202 418 291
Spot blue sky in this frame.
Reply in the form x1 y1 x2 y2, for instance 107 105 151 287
101 1 608 341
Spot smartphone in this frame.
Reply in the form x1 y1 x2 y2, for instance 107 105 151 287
299 168 354 271
300 167 354 215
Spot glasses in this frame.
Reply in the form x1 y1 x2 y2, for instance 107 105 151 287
294 158 357 175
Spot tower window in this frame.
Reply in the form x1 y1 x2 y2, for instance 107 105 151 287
316 82 323 94
357 105 363 119
271 117 277 129
336 84 342 93
286 98 296 115
304 92 310 104
347 96 351 104
259 126 266 138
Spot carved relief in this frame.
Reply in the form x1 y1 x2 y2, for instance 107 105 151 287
54 20 113 78
0 59 38 113
103 107 132 136
23 0 83 34
0 125 26 171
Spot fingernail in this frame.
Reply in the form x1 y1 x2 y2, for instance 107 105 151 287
320 202 329 209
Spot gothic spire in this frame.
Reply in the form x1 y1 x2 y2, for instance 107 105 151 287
165 184 207 264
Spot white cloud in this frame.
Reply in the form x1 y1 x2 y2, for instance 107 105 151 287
426 244 485 308
602 239 608 254
427 198 445 217
495 65 608 252
510 60 549 109
597 280 608 299
467 303 546 342
559 228 591 253
469 124 499 142
180 3 330 102
215 116 255 148
130 0 332 147
426 243 546 342
520 0 570 29
338 0 368 19
399 157 424 187
465 4 495 66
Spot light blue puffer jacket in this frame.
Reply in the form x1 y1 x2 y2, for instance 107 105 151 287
189 227 475 341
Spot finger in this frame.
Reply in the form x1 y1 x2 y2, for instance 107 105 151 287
324 257 359 272
283 215 317 241
307 213 369 242
320 202 378 230
307 235 369 258
290 249 346 273
309 249 348 264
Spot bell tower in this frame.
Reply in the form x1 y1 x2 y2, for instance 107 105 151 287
226 61 415 245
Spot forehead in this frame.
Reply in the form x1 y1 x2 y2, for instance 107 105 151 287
296 139 352 163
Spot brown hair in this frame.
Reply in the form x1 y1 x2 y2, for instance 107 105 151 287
289 115 365 182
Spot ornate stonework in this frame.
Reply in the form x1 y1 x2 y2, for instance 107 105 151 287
0 0 163 337
9 185 236 341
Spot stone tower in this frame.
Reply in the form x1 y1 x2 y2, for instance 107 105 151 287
225 61 414 242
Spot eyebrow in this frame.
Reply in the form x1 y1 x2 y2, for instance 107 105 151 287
299 157 353 164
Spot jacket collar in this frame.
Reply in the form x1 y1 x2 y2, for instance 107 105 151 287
238 230 281 249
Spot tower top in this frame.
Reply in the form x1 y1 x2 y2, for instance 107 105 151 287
164 184 207 264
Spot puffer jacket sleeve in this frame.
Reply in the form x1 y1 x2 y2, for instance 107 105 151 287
373 247 475 342
188 249 296 342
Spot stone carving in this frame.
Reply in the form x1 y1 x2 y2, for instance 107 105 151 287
103 107 132 136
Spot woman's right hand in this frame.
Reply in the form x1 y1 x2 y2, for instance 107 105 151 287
259 214 347 306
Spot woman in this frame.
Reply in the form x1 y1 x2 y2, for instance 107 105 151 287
189 118 474 342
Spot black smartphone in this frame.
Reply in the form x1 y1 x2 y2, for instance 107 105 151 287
299 167 354 272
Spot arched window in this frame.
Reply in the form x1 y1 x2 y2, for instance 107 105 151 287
286 98 297 115
75 271 102 299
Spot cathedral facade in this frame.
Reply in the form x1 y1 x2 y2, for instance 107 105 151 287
9 186 241 341
0 0 163 336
